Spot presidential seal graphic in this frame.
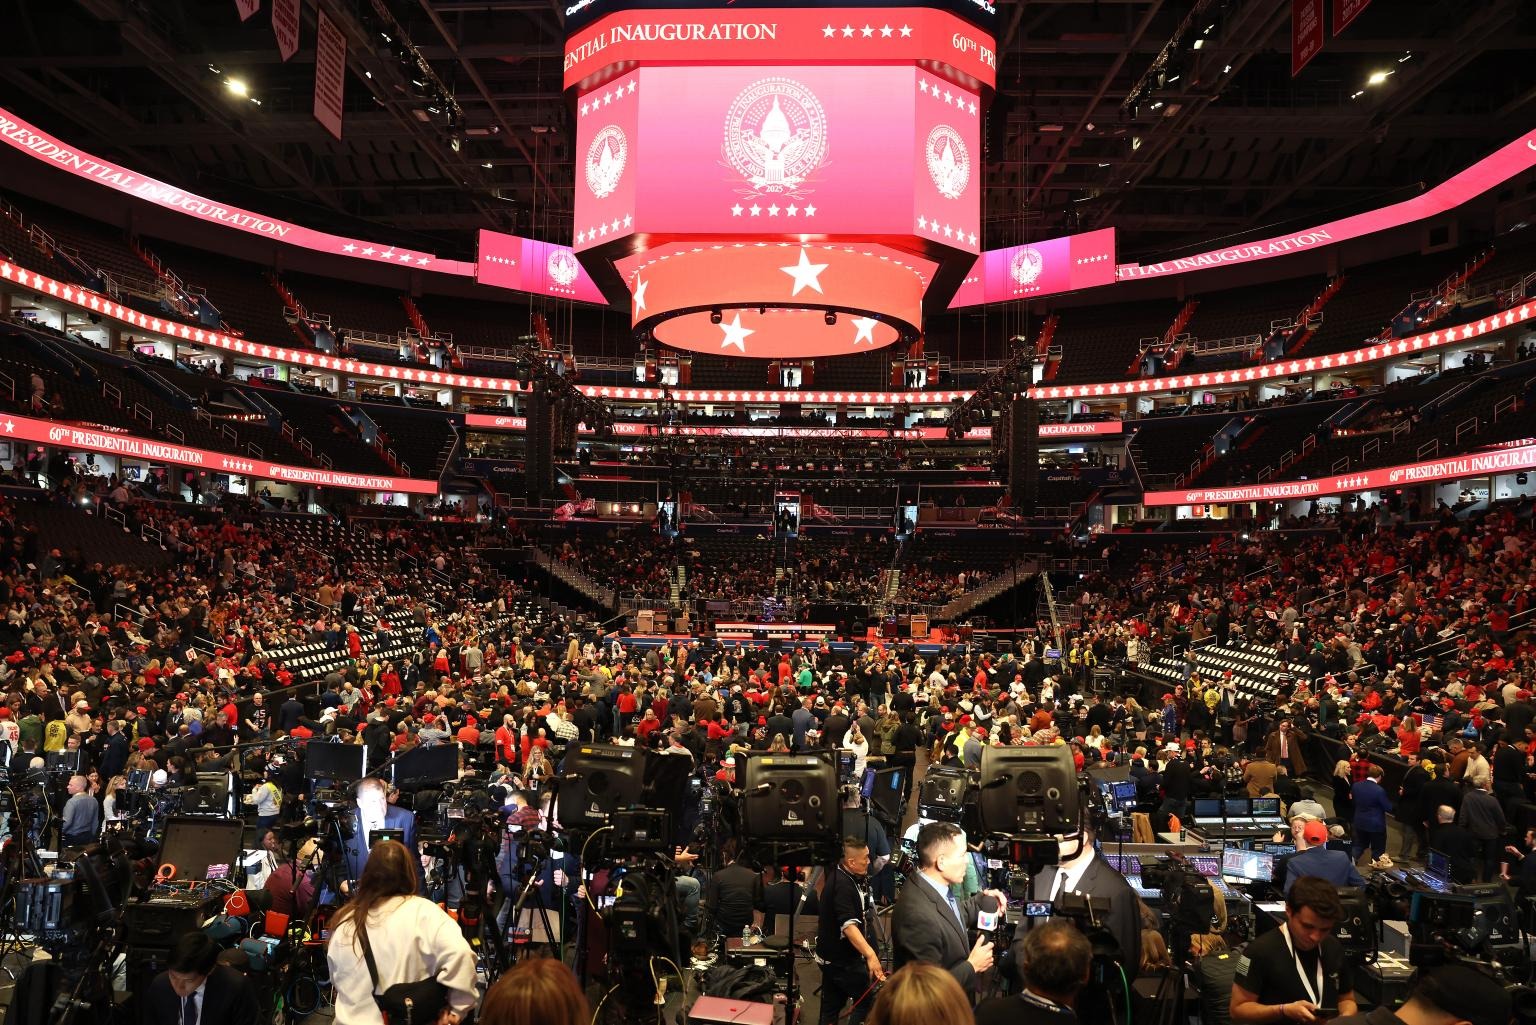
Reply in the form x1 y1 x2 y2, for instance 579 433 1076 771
722 77 827 194
584 126 627 199
925 125 971 200
1010 246 1045 287
547 248 580 289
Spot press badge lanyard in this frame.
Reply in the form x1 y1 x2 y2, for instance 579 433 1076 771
1279 923 1324 1007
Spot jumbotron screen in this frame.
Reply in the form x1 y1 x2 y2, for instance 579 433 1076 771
573 64 980 249
563 0 998 37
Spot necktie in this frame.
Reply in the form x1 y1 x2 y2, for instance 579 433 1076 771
945 892 963 928
1049 869 1068 901
183 993 198 1025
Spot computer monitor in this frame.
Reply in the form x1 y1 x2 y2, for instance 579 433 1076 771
1223 798 1253 818
1099 779 1137 814
1251 797 1282 819
304 741 367 782
1263 843 1296 857
1221 848 1274 882
860 767 877 801
1193 798 1224 819
1426 850 1452 881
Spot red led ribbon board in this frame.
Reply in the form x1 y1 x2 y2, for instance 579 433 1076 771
574 65 981 250
619 242 933 357
948 228 1117 307
1 412 440 494
562 8 998 90
1142 444 1536 507
475 230 609 304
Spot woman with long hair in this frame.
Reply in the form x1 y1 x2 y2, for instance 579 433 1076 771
325 839 477 1025
866 963 972 1025
479 957 589 1025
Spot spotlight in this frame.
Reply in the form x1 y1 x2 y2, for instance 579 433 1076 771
448 131 462 153
710 309 723 324
225 78 249 97
1367 70 1392 86
824 311 837 326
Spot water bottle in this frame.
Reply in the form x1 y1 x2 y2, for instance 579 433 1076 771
743 924 753 946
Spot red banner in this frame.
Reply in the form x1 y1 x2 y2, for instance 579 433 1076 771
1291 0 1323 76
475 230 609 304
1 412 440 494
1333 0 1371 35
465 413 1119 439
235 0 260 21
272 0 300 61
313 10 346 140
562 8 997 90
1143 444 1536 507
948 228 1116 308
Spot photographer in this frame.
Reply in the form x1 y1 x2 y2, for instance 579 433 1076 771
815 836 886 1025
1231 877 1358 1024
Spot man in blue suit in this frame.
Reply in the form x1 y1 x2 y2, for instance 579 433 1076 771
1350 763 1395 868
1282 820 1365 894
339 776 423 892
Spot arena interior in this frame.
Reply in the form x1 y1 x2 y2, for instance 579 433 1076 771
0 0 1534 1022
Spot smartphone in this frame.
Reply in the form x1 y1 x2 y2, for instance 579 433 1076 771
1316 1008 1338 1021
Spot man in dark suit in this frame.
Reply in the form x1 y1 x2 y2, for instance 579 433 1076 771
340 776 422 891
1026 828 1142 979
144 931 257 1025
891 821 1004 994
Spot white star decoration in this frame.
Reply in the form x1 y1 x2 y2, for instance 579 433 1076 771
633 278 648 313
719 313 754 352
852 318 878 344
780 248 829 295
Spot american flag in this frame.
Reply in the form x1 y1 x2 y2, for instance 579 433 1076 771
1425 713 1445 731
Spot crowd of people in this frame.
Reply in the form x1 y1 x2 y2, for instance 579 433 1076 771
0 473 1532 1022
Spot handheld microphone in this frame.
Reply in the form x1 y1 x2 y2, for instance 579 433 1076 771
975 892 1001 934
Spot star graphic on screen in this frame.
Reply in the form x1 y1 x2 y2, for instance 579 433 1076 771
731 204 744 216
943 90 954 104
786 204 799 216
917 216 928 229
417 257 429 265
804 204 817 217
900 24 912 36
881 24 893 36
968 101 978 115
780 248 829 295
919 81 929 94
767 203 780 216
823 24 835 36
626 81 636 94
968 232 979 246
633 278 648 313
749 204 762 216
842 24 854 36
342 243 357 253
575 230 586 244
852 318 878 345
719 313 754 352
623 214 633 228
861 25 874 37
362 247 376 256
580 103 590 116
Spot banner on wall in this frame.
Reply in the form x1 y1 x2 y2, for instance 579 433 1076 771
0 412 440 494
272 0 300 61
1333 0 1371 35
1142 443 1536 507
236 0 260 21
313 10 347 140
1291 0 1323 76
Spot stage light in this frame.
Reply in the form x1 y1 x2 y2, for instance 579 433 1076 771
1131 136 1143 150
710 309 723 324
225 78 249 97
448 131 462 153
481 162 493 169
1192 37 1205 49
1223 63 1233 73
1367 70 1392 86
824 311 837 326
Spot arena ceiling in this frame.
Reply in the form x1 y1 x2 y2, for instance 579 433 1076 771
0 0 1534 266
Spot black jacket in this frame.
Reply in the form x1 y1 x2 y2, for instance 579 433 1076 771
145 964 257 1025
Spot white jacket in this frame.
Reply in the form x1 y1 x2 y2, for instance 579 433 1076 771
326 895 478 1024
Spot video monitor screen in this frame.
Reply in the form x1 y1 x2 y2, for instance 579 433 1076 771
1221 848 1274 882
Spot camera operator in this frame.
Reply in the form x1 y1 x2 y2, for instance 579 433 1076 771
1329 964 1509 1025
1028 822 1141 976
1231 876 1358 1024
891 821 1005 995
815 836 887 1025
975 920 1091 1025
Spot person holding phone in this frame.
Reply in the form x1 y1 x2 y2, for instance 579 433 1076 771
1230 876 1358 1023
